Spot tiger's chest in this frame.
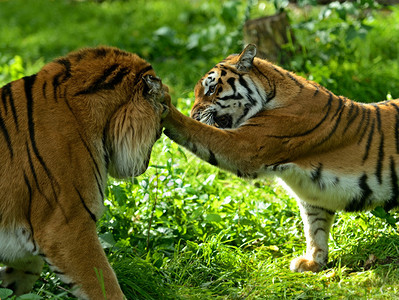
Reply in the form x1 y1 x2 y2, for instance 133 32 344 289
268 163 395 212
0 228 37 263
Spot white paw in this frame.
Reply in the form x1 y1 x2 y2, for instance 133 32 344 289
290 257 323 273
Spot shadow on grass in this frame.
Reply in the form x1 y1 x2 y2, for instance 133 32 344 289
328 232 399 271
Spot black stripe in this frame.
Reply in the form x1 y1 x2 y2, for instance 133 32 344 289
330 97 344 120
24 172 36 253
266 91 334 139
376 133 384 184
372 104 382 133
106 67 130 89
55 58 72 79
52 59 72 102
254 66 276 101
238 75 251 93
385 156 399 211
215 102 230 109
390 102 399 154
227 77 236 95
77 63 119 94
42 81 47 100
25 75 62 211
208 151 218 166
4 85 19 131
25 142 54 207
75 64 123 95
1 83 10 114
311 217 327 224
286 72 304 89
362 120 375 163
52 73 63 102
78 133 103 181
310 163 324 189
218 64 241 76
310 83 319 97
132 65 154 87
74 186 97 222
272 66 285 78
266 80 276 102
354 105 366 134
102 125 110 169
236 107 250 125
0 112 13 159
358 107 371 145
25 75 53 181
217 93 244 101
252 65 275 102
93 48 108 58
314 101 344 148
1 83 19 131
314 228 326 236
345 174 372 212
343 102 359 134
78 132 105 200
26 143 40 191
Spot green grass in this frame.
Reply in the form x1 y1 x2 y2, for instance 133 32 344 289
1 0 399 299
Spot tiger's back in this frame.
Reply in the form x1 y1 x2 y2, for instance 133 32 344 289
163 44 399 273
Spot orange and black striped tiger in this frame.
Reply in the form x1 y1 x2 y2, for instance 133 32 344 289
0 46 168 299
163 44 399 273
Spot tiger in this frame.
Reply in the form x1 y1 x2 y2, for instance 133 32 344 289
0 46 169 299
162 43 399 273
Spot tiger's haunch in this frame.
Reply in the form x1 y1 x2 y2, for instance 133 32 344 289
0 46 168 299
163 44 399 273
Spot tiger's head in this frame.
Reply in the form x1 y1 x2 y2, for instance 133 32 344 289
105 71 168 178
47 47 169 179
100 55 169 179
191 44 274 129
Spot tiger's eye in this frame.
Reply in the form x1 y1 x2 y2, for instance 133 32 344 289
207 85 216 95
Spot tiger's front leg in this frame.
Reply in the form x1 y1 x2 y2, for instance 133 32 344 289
290 201 335 272
35 210 124 300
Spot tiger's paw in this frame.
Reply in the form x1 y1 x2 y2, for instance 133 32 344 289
290 257 323 273
0 266 39 296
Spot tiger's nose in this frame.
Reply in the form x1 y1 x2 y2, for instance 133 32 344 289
191 111 201 121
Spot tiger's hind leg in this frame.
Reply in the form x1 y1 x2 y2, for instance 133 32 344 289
0 256 44 296
290 201 335 272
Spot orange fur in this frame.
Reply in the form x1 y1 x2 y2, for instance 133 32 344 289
164 44 399 273
0 46 168 299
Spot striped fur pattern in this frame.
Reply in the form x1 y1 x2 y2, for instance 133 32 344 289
0 46 168 299
163 44 399 273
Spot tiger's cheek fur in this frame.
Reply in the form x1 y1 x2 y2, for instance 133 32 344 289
107 100 162 178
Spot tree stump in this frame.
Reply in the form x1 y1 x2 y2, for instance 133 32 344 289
243 12 294 64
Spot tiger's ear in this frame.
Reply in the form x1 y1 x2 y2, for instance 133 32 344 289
236 44 257 72
142 75 162 97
